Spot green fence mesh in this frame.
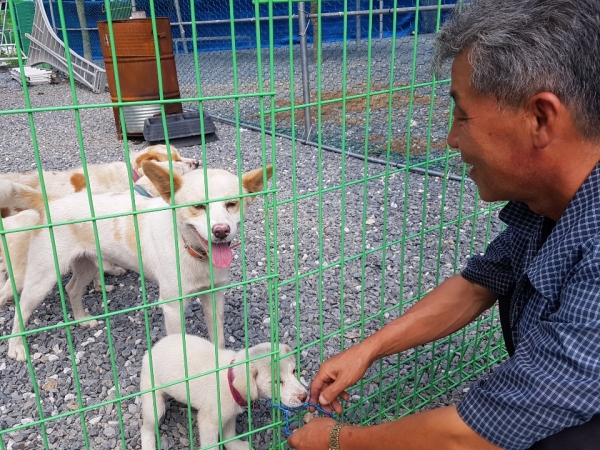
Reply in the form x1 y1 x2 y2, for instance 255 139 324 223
0 1 507 449
12 0 35 55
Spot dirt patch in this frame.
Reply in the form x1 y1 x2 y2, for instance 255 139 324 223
256 83 434 123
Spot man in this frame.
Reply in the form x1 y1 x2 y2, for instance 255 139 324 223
287 1 600 449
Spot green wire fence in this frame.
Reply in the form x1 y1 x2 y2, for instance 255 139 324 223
0 0 507 449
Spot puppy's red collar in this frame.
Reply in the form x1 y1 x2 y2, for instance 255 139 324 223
228 359 248 408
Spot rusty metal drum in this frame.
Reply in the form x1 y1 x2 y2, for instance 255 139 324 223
97 18 183 139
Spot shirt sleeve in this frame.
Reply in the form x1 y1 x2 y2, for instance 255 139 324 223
461 227 516 296
457 242 600 450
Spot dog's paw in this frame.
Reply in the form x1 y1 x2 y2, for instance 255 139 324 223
79 318 99 328
110 266 127 276
8 338 27 362
103 265 127 276
226 440 252 450
95 284 116 293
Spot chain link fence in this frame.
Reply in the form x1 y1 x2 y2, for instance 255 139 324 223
1 2 508 448
12 0 461 177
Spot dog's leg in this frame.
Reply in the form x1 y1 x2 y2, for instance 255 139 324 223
93 260 127 293
161 294 190 335
196 409 221 450
0 279 15 307
102 260 127 276
200 291 225 348
8 275 58 361
0 236 28 307
223 418 249 450
93 274 116 293
140 390 166 450
65 258 101 328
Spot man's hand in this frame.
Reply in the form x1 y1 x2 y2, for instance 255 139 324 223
287 407 502 450
309 276 496 415
287 417 337 450
309 344 373 414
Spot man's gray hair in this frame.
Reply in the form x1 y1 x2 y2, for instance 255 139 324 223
433 0 600 140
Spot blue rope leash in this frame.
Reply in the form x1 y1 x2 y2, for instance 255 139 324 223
269 400 336 436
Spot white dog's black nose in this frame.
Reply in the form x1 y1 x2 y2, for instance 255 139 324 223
212 224 230 239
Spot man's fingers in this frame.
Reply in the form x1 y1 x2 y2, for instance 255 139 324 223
308 390 321 409
319 383 344 406
330 400 343 415
318 390 349 414
309 373 332 402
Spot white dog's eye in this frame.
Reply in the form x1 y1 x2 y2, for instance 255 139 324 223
194 204 206 210
225 201 238 209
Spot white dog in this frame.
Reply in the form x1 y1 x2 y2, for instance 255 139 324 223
140 336 308 450
1 160 273 361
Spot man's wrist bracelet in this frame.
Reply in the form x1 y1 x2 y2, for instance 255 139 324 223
329 422 345 450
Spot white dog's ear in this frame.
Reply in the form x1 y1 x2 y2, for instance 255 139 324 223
248 343 273 363
280 344 292 355
242 164 273 204
142 160 183 203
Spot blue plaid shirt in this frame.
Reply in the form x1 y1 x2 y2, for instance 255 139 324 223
458 163 600 450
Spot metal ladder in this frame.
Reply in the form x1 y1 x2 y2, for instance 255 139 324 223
25 0 106 93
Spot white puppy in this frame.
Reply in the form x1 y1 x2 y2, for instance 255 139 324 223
140 336 308 450
1 161 272 361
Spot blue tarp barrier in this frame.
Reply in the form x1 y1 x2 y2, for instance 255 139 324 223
43 0 453 60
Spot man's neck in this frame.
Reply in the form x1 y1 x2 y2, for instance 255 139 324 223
526 156 599 221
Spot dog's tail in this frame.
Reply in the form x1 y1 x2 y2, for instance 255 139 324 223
0 179 46 214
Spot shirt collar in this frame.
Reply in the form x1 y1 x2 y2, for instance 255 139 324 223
526 163 600 299
498 201 544 235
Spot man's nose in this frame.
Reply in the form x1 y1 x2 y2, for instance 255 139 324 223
447 122 459 149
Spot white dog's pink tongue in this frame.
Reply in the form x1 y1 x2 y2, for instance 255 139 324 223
211 243 233 268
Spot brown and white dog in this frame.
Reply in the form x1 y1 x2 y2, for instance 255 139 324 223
0 161 272 361
0 144 199 215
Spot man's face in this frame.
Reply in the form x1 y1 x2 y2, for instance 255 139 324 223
446 52 534 203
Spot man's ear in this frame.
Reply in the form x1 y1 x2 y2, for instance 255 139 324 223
242 164 273 205
142 160 183 203
526 92 564 150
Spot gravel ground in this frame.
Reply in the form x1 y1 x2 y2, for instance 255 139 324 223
0 68 505 450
